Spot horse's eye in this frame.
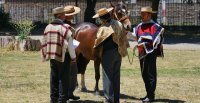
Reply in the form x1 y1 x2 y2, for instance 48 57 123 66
122 9 126 13
118 10 121 13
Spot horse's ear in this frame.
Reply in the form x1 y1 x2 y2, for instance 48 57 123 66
119 1 123 4
118 0 125 4
110 1 114 7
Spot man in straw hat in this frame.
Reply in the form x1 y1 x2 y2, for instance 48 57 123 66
64 5 80 26
93 7 129 103
63 5 80 101
131 6 164 102
41 6 76 103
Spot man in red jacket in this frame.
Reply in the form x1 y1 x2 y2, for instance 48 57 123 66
131 6 164 102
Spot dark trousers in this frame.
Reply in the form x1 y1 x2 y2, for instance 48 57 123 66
50 53 70 103
101 48 122 103
140 51 157 99
68 62 78 96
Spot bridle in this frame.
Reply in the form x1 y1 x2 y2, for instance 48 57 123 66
112 7 131 32
113 8 129 23
118 16 129 22
111 3 137 65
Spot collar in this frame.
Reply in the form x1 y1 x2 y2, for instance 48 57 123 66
142 19 155 24
102 19 114 26
51 19 64 25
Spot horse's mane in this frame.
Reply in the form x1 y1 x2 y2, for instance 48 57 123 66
74 22 98 38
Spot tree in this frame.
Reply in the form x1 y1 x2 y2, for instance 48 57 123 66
151 0 160 22
84 0 97 24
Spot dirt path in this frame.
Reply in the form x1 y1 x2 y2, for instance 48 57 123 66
163 43 200 50
129 42 200 50
129 38 200 50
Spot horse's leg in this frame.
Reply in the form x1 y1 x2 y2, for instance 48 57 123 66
80 73 87 91
94 59 101 95
77 54 90 92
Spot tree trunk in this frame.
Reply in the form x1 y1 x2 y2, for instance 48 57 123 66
84 0 97 24
151 0 160 22
75 0 78 6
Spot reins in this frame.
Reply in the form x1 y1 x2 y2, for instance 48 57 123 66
119 16 129 22
127 44 148 65
113 8 137 65
127 45 137 65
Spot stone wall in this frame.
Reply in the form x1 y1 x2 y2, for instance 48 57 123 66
0 36 41 51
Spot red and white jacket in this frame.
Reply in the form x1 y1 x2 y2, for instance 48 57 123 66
132 20 164 59
41 19 76 62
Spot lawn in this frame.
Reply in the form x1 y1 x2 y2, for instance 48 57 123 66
0 48 200 103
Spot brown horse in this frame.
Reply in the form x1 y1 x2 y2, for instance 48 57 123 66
74 1 131 95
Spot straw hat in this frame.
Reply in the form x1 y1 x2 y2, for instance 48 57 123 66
64 5 80 16
52 7 65 15
92 8 113 18
141 6 156 13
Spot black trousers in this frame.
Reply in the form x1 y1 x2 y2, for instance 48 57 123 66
140 51 157 99
101 48 122 103
50 53 70 103
68 62 78 96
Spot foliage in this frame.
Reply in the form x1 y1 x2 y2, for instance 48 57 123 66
12 20 35 40
0 10 11 28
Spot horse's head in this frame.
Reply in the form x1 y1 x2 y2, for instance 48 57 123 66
110 1 131 31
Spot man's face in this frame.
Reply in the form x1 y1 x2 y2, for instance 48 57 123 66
100 18 107 24
57 13 66 20
65 15 74 20
141 12 151 22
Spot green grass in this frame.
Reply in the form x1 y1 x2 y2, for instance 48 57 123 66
0 49 200 103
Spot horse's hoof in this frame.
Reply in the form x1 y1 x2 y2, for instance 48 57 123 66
75 87 80 92
80 87 88 92
95 91 100 96
75 86 79 90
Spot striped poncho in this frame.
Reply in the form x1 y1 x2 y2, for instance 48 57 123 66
132 20 164 59
41 19 76 62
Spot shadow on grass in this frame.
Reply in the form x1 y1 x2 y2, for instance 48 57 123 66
164 38 200 44
120 93 139 100
70 100 103 103
83 89 104 96
76 89 186 103
81 89 139 100
154 99 185 103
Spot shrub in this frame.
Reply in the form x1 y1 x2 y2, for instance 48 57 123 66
12 20 35 40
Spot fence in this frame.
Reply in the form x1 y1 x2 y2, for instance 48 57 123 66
2 0 200 26
126 0 200 26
